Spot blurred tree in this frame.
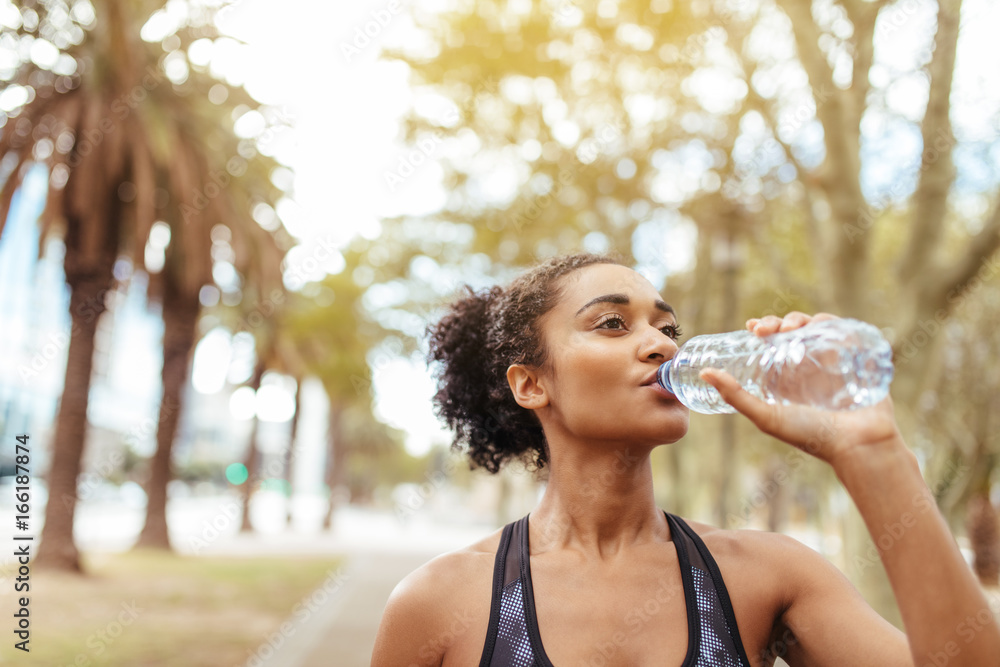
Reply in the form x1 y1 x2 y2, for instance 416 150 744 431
227 321 305 534
282 257 403 530
919 281 1000 585
0 0 290 569
284 370 303 526
377 0 1000 622
336 403 407 508
237 356 264 532
134 62 289 551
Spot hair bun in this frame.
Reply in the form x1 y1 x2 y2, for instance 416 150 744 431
426 253 620 473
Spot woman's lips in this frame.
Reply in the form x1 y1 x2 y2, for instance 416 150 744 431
646 382 678 401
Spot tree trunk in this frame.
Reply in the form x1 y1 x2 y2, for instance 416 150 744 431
134 285 199 550
843 501 903 627
765 454 789 533
285 376 302 527
715 230 742 528
322 402 345 531
966 494 1000 586
35 269 113 572
962 433 999 587
967 494 1000 587
240 360 266 533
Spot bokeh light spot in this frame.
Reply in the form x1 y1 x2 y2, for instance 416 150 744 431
226 463 248 485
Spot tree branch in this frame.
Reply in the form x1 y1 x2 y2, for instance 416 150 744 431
841 0 883 127
744 87 832 308
931 197 1000 313
774 0 869 317
897 0 964 286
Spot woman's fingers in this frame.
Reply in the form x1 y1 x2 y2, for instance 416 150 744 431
699 367 778 433
700 366 836 458
777 311 812 333
746 311 843 337
750 315 784 335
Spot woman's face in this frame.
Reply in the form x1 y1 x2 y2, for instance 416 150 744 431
528 263 689 448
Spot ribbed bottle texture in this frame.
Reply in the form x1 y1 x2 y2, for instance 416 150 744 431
656 318 894 414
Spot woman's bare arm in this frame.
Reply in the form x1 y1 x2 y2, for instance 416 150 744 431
371 547 492 667
371 557 452 667
704 312 1000 666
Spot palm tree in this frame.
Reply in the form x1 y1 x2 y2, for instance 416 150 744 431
283 264 396 529
131 89 289 551
0 0 289 570
228 319 306 534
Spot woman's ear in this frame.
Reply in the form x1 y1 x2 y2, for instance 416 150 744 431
507 364 549 410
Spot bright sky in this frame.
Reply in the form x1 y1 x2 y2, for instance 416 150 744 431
143 0 999 456
212 0 454 455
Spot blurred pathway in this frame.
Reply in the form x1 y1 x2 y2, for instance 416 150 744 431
0 493 496 667
175 503 495 667
258 548 437 667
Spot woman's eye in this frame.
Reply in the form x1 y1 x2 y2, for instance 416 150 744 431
661 324 684 340
598 315 626 330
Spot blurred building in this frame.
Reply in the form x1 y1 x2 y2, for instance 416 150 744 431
0 168 308 493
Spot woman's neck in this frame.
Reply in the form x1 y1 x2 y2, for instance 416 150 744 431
528 441 670 560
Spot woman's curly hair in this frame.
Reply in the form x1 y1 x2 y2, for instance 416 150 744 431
426 253 623 474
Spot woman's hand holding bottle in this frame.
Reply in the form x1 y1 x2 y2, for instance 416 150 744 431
697 311 904 470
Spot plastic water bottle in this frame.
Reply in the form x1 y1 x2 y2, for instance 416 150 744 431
656 318 894 414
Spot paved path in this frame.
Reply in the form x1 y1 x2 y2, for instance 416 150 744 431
259 549 437 667
183 507 493 667
1 496 493 667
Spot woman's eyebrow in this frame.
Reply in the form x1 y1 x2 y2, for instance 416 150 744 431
575 294 675 317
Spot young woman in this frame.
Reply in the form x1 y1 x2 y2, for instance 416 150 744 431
371 253 999 666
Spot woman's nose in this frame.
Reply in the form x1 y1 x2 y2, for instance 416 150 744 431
639 326 678 361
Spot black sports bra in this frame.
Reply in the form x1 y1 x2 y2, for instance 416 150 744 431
478 511 752 666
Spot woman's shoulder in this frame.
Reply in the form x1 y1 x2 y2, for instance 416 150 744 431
372 524 506 665
676 515 847 605
400 524 505 595
679 515 834 564
386 524 504 616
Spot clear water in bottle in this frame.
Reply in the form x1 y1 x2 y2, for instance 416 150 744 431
656 318 894 414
